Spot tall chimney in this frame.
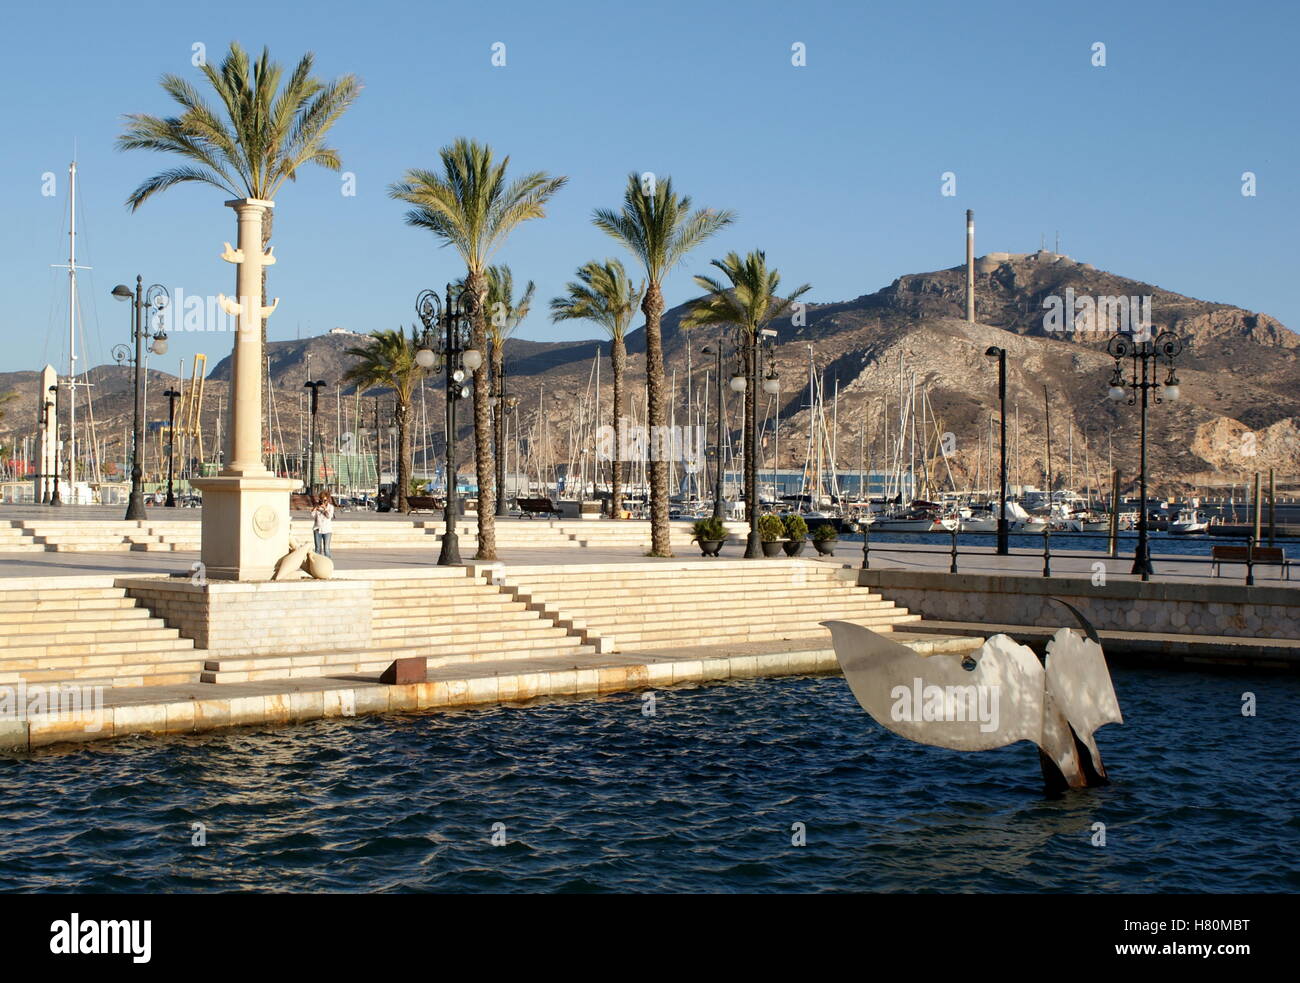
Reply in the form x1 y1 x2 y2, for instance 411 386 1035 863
965 209 975 323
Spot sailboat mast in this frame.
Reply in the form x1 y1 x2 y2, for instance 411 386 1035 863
67 161 79 491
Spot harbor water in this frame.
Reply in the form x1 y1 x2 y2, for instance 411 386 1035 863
1 669 1296 893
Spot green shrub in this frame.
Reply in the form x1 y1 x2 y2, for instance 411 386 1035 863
692 517 728 542
782 513 808 541
757 513 786 542
811 523 838 542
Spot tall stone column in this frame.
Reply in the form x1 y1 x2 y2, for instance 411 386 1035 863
190 199 297 580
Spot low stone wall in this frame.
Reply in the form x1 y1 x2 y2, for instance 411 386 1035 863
857 570 1300 639
118 576 373 656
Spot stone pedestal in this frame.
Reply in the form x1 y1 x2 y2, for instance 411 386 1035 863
121 576 373 656
191 474 299 581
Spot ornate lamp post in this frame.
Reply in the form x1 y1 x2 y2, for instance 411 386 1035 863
111 278 169 520
39 395 55 504
702 343 728 522
731 327 780 558
984 346 1009 555
1106 329 1183 581
416 286 482 566
162 387 181 506
47 384 62 506
303 380 327 499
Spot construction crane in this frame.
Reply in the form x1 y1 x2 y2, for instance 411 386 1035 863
180 354 207 474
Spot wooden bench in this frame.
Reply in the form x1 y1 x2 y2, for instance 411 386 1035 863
406 495 443 513
517 496 562 518
1211 544 1291 580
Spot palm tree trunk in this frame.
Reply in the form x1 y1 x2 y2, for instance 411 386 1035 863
396 397 411 513
744 339 759 557
611 336 626 520
466 269 496 559
643 284 671 555
492 342 505 513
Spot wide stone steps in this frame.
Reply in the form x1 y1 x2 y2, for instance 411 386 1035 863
200 632 595 683
614 614 921 650
0 582 204 688
0 657 206 689
567 598 905 624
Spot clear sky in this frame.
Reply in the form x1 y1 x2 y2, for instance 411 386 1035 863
3 0 1296 378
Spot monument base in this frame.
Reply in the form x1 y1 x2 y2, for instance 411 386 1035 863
191 473 299 581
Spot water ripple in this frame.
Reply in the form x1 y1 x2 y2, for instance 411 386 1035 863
0 669 1296 892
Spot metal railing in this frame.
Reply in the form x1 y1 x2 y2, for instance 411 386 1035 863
854 524 1292 586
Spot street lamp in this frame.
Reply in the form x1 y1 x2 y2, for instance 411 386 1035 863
162 387 181 506
703 343 728 521
303 380 327 499
491 333 518 518
47 384 61 506
1106 329 1183 581
39 396 54 504
984 346 1009 555
111 277 169 520
416 285 481 566
734 326 779 558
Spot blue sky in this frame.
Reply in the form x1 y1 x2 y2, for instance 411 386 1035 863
3 0 1296 377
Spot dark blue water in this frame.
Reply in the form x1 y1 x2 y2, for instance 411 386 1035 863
2 670 1296 893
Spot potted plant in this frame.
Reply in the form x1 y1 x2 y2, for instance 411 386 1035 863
691 516 729 557
782 513 809 556
757 513 786 557
811 522 838 555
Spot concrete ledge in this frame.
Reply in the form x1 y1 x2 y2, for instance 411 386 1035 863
1 635 972 751
858 568 1300 639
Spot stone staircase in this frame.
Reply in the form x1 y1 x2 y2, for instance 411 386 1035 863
196 568 599 683
0 516 712 554
496 559 921 652
0 579 204 688
0 525 43 552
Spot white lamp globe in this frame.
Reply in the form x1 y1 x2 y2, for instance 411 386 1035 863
729 375 747 393
1164 384 1180 401
452 368 466 384
1107 385 1126 401
151 335 168 356
762 375 780 395
416 347 436 369
462 348 484 371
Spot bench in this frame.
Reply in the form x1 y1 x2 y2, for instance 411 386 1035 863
1211 544 1291 580
406 495 443 513
517 496 561 518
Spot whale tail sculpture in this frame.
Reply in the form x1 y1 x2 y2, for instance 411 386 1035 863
823 616 1122 796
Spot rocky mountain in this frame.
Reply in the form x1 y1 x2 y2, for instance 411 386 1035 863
4 251 1297 496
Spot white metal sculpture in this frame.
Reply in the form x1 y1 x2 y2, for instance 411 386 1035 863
823 610 1122 794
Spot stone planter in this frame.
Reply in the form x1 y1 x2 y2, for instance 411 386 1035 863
783 539 806 557
813 539 837 556
697 539 725 557
761 540 785 557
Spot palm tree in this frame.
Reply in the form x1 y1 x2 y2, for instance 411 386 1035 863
484 266 534 515
117 43 362 353
342 328 425 513
550 260 644 520
390 139 566 560
682 251 810 556
593 175 734 555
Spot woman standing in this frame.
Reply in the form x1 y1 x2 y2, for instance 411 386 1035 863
312 492 335 558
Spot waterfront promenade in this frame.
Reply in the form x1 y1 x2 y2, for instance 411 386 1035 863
1 507 1296 752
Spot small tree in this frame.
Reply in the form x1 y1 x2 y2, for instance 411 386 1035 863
342 328 425 513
